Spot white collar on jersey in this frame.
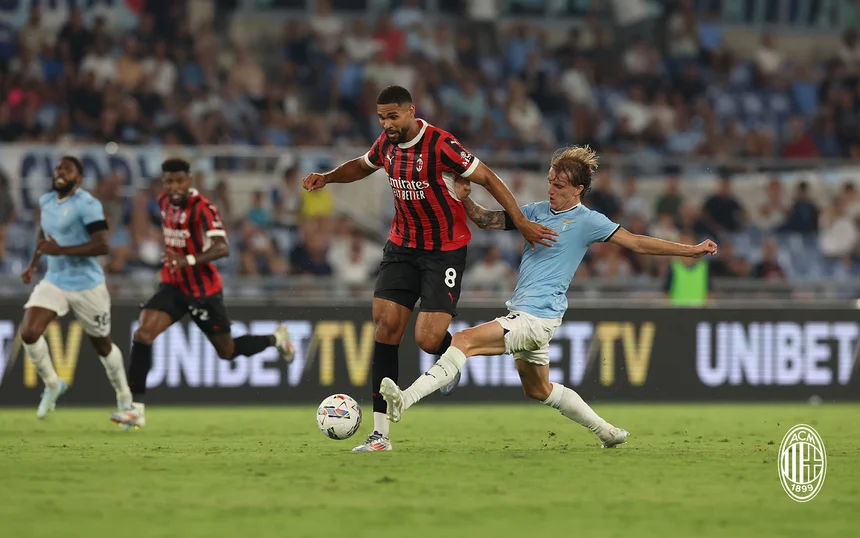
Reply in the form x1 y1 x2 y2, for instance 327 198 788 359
398 119 429 149
549 202 581 215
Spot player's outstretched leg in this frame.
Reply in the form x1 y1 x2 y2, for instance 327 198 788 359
515 360 628 448
21 306 66 419
380 321 503 423
207 324 296 362
110 310 173 430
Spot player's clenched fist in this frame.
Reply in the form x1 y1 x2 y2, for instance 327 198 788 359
691 239 718 258
302 173 328 191
20 266 36 284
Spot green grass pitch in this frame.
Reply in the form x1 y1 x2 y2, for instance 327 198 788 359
0 403 857 538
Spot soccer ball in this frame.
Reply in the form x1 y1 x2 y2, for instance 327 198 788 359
316 394 362 440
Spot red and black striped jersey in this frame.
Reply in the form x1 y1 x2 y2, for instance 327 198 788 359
363 119 479 251
158 188 226 297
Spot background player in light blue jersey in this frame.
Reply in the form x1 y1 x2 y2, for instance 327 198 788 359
20 156 131 419
380 146 718 447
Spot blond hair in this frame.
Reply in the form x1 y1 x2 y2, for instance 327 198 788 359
549 145 599 194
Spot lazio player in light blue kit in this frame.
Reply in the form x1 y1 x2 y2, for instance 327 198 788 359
380 146 718 448
20 156 131 419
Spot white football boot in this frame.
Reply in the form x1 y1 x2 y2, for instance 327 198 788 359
352 431 392 452
601 427 629 448
36 379 68 419
379 378 404 423
110 402 146 430
274 324 296 363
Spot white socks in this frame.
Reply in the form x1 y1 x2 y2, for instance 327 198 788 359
99 343 131 403
373 412 389 437
24 336 59 389
25 337 131 404
542 382 612 441
401 346 467 410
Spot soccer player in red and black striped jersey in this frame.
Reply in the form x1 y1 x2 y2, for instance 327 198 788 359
110 158 296 430
302 85 557 451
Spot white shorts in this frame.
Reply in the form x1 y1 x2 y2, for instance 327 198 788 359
24 280 112 337
493 310 562 366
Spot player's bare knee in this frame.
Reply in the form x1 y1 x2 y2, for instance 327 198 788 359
415 330 445 354
133 327 157 346
216 347 234 360
20 326 43 345
89 336 112 357
522 380 552 401
450 331 471 354
373 315 402 342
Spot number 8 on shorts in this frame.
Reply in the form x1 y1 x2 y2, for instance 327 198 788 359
444 267 457 288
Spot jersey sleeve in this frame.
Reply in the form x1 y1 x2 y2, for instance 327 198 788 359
438 135 481 178
363 133 385 170
586 210 621 246
197 202 227 238
79 196 108 234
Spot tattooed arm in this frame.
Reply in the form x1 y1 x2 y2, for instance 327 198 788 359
462 197 516 231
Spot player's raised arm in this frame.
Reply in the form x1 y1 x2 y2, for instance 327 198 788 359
609 227 718 258
302 133 385 191
466 162 558 249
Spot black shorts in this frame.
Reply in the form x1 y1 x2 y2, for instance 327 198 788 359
142 283 231 335
373 241 467 316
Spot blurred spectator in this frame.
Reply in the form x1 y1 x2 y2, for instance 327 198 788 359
80 38 118 89
590 242 634 280
272 167 304 228
246 191 272 228
755 33 783 80
781 117 819 158
708 240 744 278
310 0 345 54
622 176 646 218
650 213 680 243
818 196 858 260
117 38 145 91
751 238 786 280
587 168 622 221
238 220 287 276
465 246 514 291
392 0 424 29
664 231 711 306
290 219 333 276
328 217 382 284
781 181 819 234
18 6 50 54
654 176 684 220
702 177 744 234
756 177 788 231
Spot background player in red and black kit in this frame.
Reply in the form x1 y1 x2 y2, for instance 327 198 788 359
110 158 295 430
302 85 557 451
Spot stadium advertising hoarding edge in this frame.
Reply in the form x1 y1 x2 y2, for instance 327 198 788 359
0 304 857 405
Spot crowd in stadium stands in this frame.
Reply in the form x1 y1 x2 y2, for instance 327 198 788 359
1 1 859 285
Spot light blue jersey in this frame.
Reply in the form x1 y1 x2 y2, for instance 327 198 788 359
39 189 107 291
506 202 619 319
